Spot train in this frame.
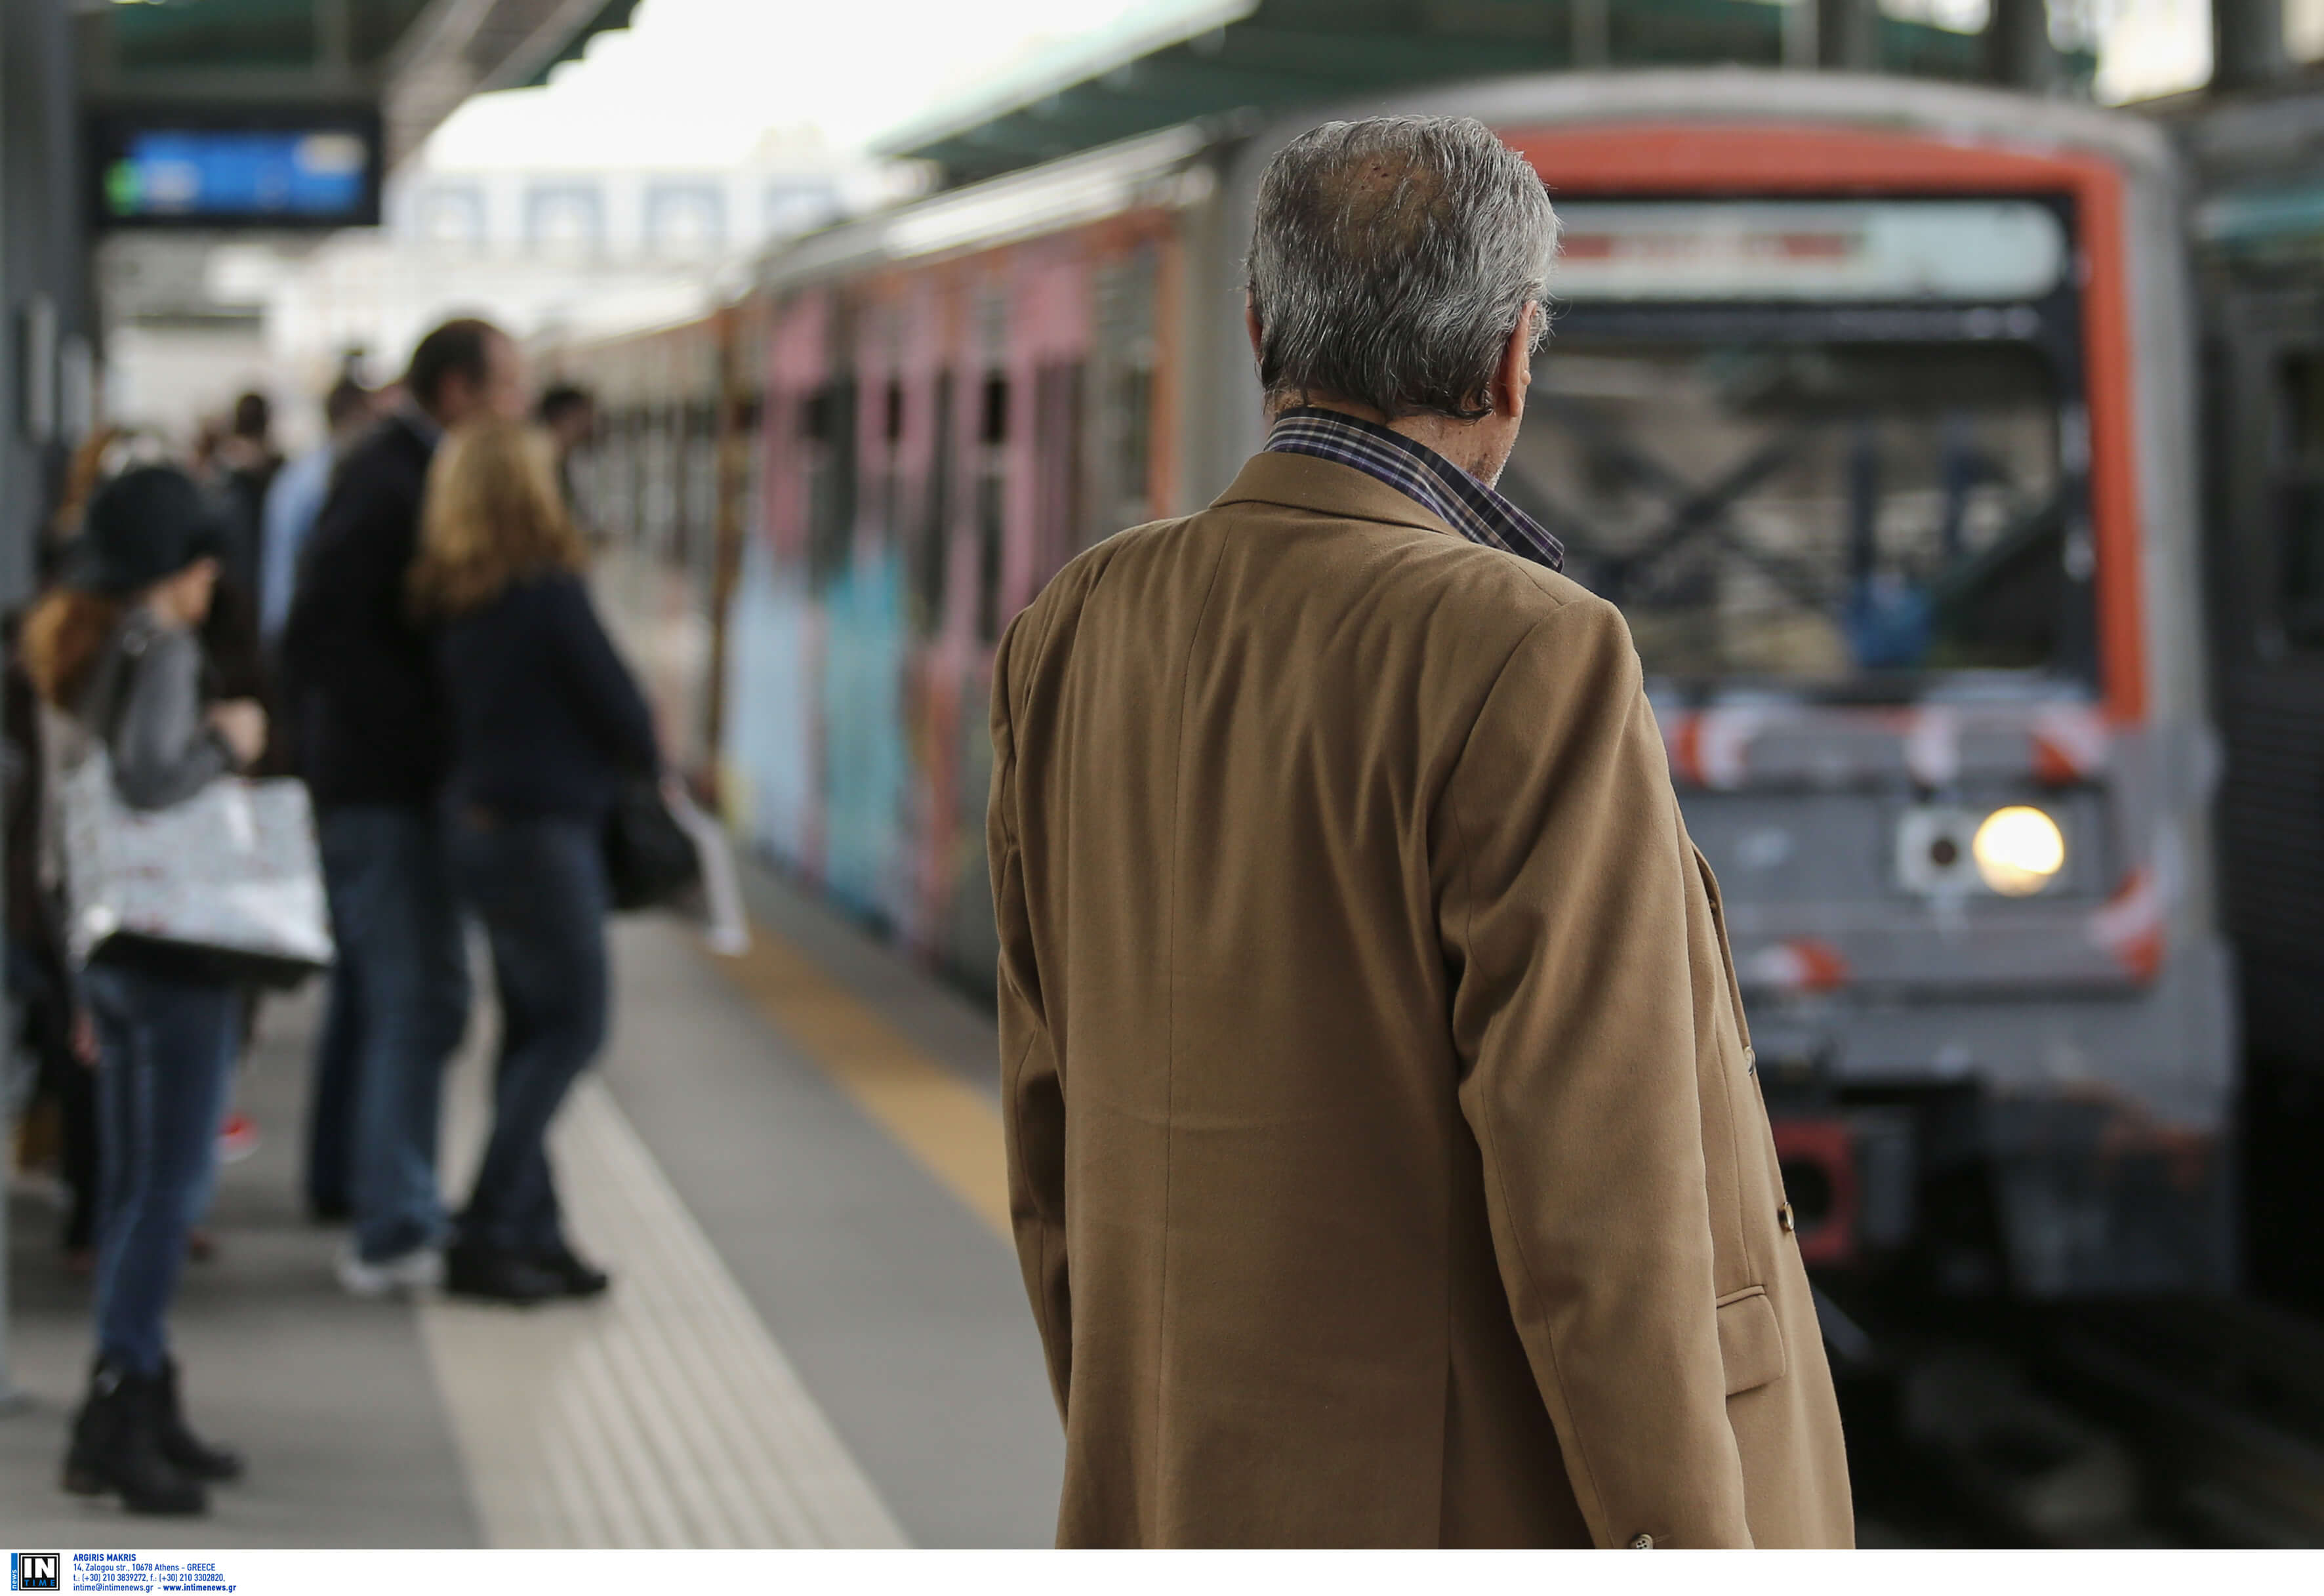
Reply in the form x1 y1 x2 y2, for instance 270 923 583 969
546 68 2264 1302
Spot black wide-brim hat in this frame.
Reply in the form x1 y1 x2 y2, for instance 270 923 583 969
59 465 234 597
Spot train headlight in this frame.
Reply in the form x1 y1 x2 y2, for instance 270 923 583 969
1972 806 2065 896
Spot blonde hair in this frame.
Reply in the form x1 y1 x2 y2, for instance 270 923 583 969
409 419 586 618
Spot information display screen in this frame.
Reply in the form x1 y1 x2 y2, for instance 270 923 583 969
1552 200 2069 302
90 109 382 229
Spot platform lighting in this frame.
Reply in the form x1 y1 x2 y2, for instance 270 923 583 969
1972 806 2066 896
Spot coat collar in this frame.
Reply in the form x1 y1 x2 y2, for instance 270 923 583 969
1210 450 1467 541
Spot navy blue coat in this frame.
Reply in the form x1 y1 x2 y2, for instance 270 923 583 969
437 571 657 824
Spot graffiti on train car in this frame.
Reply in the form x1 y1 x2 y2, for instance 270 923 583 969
715 218 1175 981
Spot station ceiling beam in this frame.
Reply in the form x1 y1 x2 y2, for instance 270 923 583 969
881 0 2083 190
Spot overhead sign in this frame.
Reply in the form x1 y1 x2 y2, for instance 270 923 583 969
89 106 383 230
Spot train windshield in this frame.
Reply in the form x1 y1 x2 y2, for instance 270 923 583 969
1506 197 2093 703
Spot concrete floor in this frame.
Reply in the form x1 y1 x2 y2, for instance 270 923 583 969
0 869 1061 1547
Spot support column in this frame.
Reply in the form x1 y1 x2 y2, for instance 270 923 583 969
1571 0 1610 70
1 0 91 1415
1986 0 2060 91
2213 0 2289 92
1784 0 1819 68
1816 0 1881 71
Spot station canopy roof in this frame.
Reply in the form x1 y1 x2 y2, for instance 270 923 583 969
89 0 641 165
880 0 2069 188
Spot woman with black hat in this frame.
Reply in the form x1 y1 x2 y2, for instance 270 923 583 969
19 464 266 1517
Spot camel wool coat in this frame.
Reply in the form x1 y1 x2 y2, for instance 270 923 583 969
987 449 1853 1549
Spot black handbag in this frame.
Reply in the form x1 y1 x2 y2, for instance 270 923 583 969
602 775 702 912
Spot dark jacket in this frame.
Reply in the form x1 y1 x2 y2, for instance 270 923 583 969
439 571 657 825
278 413 444 811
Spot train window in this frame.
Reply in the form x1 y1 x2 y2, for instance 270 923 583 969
1504 340 2085 694
912 372 953 638
643 407 678 563
804 377 857 588
976 371 1011 643
684 401 719 575
873 378 907 558
1113 363 1152 520
2278 354 2324 650
1091 247 1160 539
601 409 639 548
980 374 1010 446
1032 361 1084 586
977 472 1006 644
801 384 838 443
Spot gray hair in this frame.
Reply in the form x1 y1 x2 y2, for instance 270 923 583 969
1245 116 1559 421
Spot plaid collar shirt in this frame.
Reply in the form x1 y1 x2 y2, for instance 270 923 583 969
1263 405 1564 574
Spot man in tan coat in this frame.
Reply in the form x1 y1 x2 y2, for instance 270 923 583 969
987 115 1852 1549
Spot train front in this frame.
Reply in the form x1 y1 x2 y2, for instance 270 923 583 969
1463 78 2230 1298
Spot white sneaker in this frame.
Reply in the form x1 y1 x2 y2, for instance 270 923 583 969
336 1243 444 1298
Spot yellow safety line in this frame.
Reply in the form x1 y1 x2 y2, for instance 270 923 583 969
708 929 1012 1242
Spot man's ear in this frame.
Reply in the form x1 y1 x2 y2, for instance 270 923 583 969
1245 295 1265 367
1494 302 1538 416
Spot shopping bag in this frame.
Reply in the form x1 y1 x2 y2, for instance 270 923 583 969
59 750 335 987
664 781 750 957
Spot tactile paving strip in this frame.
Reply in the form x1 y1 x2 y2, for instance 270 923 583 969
420 1073 907 1549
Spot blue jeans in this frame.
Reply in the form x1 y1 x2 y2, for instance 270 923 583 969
302 962 361 1215
85 962 239 1376
317 806 472 1263
451 815 609 1255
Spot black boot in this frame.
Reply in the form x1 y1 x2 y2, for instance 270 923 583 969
62 1362 207 1515
532 1244 611 1299
156 1359 244 1483
444 1242 563 1305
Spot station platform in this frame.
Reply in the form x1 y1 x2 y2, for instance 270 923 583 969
1 867 1062 1547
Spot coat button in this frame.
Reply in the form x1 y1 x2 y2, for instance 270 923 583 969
1778 1202 1797 1234
1629 1534 1654 1549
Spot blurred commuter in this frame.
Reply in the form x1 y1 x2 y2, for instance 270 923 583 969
410 419 657 1303
987 117 1852 1548
184 411 273 747
23 467 262 1515
532 383 590 478
190 420 226 487
260 377 375 642
215 393 282 602
279 317 525 1292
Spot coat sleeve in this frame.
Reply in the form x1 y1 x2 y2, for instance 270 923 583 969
987 606 1072 1420
109 630 233 811
1435 594 1751 1549
546 577 661 776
